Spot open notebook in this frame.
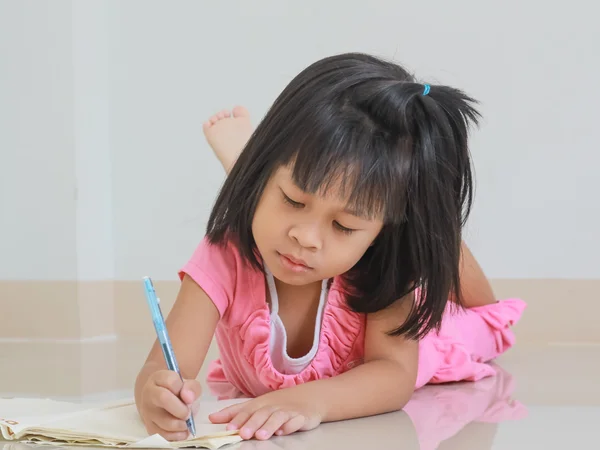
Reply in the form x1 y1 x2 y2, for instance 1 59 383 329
0 397 245 449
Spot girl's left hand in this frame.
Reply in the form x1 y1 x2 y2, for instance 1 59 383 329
208 390 323 440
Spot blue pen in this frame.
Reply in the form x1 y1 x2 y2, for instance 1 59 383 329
142 276 196 438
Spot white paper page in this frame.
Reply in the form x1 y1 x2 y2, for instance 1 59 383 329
40 403 238 442
0 398 104 437
0 397 247 447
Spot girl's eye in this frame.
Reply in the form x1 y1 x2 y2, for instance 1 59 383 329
283 193 304 208
334 221 355 235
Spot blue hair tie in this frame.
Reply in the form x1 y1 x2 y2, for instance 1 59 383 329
423 84 431 96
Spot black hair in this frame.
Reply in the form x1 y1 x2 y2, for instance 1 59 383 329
206 52 480 340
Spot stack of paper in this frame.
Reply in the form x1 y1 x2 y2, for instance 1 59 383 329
0 397 244 449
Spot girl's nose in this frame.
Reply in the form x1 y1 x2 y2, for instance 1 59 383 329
288 223 322 251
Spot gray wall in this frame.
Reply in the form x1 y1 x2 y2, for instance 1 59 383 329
1 0 598 281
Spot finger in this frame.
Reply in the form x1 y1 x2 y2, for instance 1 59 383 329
276 415 306 436
152 410 189 433
153 371 184 396
256 410 292 440
180 379 202 405
190 398 201 416
209 401 249 424
224 411 251 431
151 386 190 420
151 422 189 442
238 408 277 440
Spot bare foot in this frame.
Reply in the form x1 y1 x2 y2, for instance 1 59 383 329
203 106 253 174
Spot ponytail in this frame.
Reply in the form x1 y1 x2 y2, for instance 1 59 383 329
389 83 481 338
340 80 480 340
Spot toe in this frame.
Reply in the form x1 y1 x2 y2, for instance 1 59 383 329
232 105 250 118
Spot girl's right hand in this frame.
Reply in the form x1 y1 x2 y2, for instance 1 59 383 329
139 370 202 441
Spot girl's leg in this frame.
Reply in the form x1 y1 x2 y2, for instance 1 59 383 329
202 106 253 174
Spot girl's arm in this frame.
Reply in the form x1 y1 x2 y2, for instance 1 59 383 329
284 243 496 422
134 274 220 413
293 295 418 421
210 293 417 439
451 242 497 308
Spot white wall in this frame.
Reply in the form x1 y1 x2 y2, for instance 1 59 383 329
0 0 114 281
1 0 598 281
0 0 77 280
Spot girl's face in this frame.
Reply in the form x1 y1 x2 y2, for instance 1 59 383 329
252 165 384 286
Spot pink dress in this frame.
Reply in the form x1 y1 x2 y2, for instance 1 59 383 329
179 238 526 398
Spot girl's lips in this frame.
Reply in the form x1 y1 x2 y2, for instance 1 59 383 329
278 252 313 272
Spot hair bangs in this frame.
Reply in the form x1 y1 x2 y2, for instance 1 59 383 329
277 104 410 224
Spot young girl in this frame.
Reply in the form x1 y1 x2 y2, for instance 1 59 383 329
134 52 526 442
